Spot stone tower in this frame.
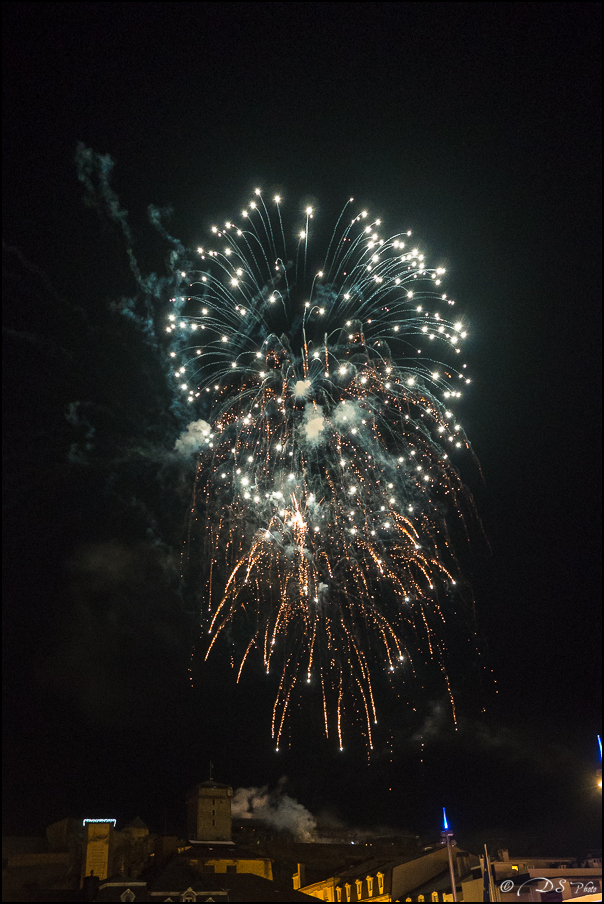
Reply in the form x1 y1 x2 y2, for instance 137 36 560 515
81 819 115 881
186 781 233 841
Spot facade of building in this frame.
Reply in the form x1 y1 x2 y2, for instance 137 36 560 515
299 845 476 902
460 850 602 903
2 817 159 901
82 821 115 883
185 782 233 843
181 840 273 880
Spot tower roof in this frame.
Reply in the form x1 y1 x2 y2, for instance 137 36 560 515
188 780 232 792
124 816 148 830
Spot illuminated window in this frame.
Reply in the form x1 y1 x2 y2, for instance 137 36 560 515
377 872 384 895
356 879 363 897
367 875 374 896
511 865 519 871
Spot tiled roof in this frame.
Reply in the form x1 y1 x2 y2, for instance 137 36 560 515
403 866 457 899
98 860 318 901
184 842 268 858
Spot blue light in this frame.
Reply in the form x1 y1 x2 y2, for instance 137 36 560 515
442 806 449 831
598 735 602 763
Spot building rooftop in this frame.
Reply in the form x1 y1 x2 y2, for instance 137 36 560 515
183 841 270 858
188 781 232 791
96 856 318 902
123 818 148 831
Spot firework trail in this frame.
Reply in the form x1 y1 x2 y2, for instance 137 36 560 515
170 190 479 750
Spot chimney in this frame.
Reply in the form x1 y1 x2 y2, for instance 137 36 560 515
293 863 306 889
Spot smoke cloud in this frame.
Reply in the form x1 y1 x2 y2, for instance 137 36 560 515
293 378 311 398
333 399 362 426
232 778 317 841
174 419 212 454
302 403 326 444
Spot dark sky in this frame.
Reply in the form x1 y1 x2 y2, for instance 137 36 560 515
3 2 601 854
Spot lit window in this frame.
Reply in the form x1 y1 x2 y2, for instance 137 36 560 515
511 864 519 871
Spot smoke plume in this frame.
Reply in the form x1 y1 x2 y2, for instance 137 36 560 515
232 778 316 841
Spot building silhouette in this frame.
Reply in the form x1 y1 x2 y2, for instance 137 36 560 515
185 781 233 843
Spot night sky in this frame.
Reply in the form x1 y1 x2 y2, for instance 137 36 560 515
3 2 601 855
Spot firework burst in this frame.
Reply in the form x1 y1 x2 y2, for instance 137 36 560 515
171 190 479 750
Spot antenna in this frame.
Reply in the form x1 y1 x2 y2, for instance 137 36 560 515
440 808 457 902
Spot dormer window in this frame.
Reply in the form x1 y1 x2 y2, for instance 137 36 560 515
182 889 196 902
120 891 135 903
